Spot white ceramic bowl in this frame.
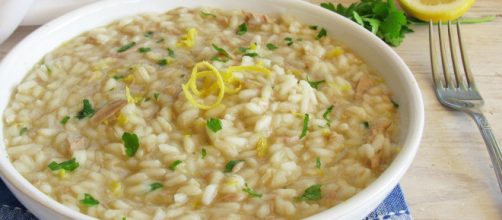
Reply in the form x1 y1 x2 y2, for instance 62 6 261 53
0 0 424 219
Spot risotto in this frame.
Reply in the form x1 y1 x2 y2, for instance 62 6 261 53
3 7 399 220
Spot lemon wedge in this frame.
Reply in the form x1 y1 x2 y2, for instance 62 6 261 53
398 0 475 22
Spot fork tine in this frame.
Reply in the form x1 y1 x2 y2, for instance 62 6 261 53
456 21 476 88
447 20 464 88
429 21 443 88
438 21 454 88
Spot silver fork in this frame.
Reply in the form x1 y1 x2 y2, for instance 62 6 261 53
429 20 502 192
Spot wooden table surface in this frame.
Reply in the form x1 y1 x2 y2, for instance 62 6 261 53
1 1 502 219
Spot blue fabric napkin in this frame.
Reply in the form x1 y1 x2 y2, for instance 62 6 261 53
0 179 411 219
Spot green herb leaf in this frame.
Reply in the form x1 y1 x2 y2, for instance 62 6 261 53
266 43 278 50
153 93 160 101
168 160 183 171
117 42 136 52
212 44 230 57
201 148 207 159
113 75 125 80
167 48 175 58
296 184 322 201
316 157 321 169
243 184 262 198
306 75 326 90
144 31 154 38
284 37 294 46
149 182 163 192
156 38 165 44
320 0 412 47
309 25 318 30
200 10 216 18
211 56 229 63
122 132 139 157
48 158 79 172
158 59 168 66
236 23 248 35
363 121 369 128
60 116 70 125
224 160 244 173
19 127 28 135
76 99 96 120
207 118 222 133
323 105 334 127
80 193 99 207
391 99 399 108
243 52 259 57
138 47 151 53
300 113 309 139
316 28 327 40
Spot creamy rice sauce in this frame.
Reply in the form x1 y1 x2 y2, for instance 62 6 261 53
3 8 399 220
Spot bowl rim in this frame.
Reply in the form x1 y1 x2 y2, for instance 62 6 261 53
0 0 424 219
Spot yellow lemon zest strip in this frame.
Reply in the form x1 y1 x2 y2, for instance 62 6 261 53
226 66 272 76
177 28 198 48
182 61 225 110
125 86 135 104
256 137 268 157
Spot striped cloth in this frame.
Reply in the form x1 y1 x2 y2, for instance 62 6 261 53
0 179 412 220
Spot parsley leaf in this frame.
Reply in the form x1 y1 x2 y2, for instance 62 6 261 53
391 99 399 108
300 113 309 139
48 158 79 172
138 47 151 53
117 42 136 52
19 127 28 135
201 148 207 159
80 193 99 207
153 92 160 101
60 116 70 125
284 37 294 46
158 59 168 66
144 31 154 38
266 43 278 50
76 99 95 120
122 132 139 157
236 23 248 35
316 28 327 40
316 157 321 169
306 75 326 89
363 121 370 128
323 105 334 127
309 25 318 30
168 160 183 170
207 118 222 132
243 184 262 198
200 10 216 18
296 184 322 201
320 0 412 46
211 44 230 62
224 160 244 173
167 48 175 58
149 182 163 192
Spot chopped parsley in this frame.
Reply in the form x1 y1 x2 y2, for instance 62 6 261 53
117 42 136 53
138 47 151 53
168 160 183 171
306 75 326 89
200 10 216 18
391 99 399 108
19 127 28 135
212 43 230 57
316 157 321 169
156 38 165 43
48 158 79 172
309 25 318 30
243 52 259 57
323 105 334 127
144 31 154 38
236 23 248 35
122 132 139 157
207 118 222 133
284 37 294 46
224 160 244 173
243 184 262 198
149 182 163 192
60 116 70 125
201 148 207 159
320 0 412 46
153 92 160 101
316 28 327 40
296 184 322 201
157 59 168 66
76 99 96 120
167 48 175 57
299 113 309 139
113 75 125 80
80 193 99 207
211 56 228 63
363 121 370 128
266 43 278 50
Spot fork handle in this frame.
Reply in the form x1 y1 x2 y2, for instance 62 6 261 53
471 112 502 192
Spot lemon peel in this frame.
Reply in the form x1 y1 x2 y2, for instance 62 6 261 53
177 28 198 48
398 0 475 22
182 61 225 110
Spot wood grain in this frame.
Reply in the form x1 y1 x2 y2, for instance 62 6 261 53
1 1 502 219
